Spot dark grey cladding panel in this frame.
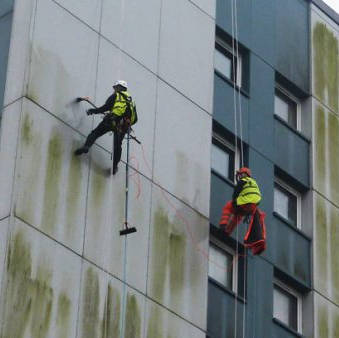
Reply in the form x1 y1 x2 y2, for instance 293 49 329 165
272 320 302 338
249 55 275 159
213 74 249 142
216 0 251 47
207 281 246 338
274 118 310 188
276 0 310 93
246 257 274 338
0 0 14 17
250 0 276 65
0 11 13 111
272 215 311 287
248 148 274 260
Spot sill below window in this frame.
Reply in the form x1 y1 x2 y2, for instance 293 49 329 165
208 277 246 303
273 212 311 242
274 115 310 143
214 71 249 98
211 170 235 187
273 318 303 337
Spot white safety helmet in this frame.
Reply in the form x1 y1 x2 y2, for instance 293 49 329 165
114 80 128 89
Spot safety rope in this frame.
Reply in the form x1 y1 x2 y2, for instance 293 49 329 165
116 1 128 337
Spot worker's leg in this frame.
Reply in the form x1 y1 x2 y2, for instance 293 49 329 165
112 131 125 174
219 201 243 235
244 207 266 255
75 117 113 155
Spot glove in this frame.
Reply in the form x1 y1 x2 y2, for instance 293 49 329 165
87 109 96 115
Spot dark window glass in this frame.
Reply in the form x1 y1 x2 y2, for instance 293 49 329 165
274 183 297 226
208 243 233 289
215 43 237 84
211 140 235 181
273 284 298 331
274 89 298 129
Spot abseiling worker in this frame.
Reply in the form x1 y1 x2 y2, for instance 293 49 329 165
75 80 138 175
219 167 266 255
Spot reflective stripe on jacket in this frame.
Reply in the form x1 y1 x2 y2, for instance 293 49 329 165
236 177 261 205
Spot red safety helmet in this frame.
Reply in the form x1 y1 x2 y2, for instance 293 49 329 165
236 167 251 178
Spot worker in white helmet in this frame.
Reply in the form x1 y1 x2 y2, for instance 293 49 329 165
75 80 138 174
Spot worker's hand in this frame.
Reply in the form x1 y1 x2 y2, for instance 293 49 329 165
87 109 96 115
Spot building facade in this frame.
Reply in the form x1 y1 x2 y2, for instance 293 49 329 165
0 0 215 337
0 0 338 337
208 0 339 337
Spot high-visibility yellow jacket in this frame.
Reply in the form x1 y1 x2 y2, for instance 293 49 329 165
236 177 261 205
111 91 137 125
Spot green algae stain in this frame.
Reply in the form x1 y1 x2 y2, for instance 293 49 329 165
313 22 339 113
65 141 83 236
22 113 33 145
169 229 186 309
56 292 71 338
328 112 339 205
152 208 170 301
17 113 42 225
124 293 141 338
1 231 54 338
81 267 100 338
330 206 339 304
315 106 326 190
151 207 186 307
146 306 163 338
315 196 328 292
334 310 339 338
317 304 329 338
101 283 120 338
41 129 63 233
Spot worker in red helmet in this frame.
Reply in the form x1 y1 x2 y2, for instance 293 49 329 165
219 167 266 255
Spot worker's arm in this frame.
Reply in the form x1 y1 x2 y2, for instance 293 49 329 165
87 93 116 115
232 179 246 202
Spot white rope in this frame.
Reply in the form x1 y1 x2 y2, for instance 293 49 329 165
230 0 239 336
231 2 247 336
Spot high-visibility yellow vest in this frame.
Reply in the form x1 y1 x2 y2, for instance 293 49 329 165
236 177 262 205
111 91 137 125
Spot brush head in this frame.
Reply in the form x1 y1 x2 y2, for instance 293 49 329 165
120 227 137 236
76 97 84 103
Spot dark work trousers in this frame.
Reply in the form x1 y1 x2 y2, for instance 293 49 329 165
84 115 116 148
113 130 126 170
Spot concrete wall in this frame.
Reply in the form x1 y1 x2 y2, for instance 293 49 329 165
0 0 215 336
311 4 339 338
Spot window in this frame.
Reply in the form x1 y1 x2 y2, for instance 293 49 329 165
211 134 239 182
208 240 237 292
274 179 300 228
214 38 242 87
274 87 300 130
273 281 302 333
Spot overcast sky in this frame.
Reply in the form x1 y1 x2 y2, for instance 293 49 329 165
323 0 339 14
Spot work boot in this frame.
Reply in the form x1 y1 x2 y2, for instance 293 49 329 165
113 165 118 175
74 146 89 156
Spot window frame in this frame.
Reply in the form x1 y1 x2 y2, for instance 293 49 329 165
212 133 240 184
273 279 302 333
274 85 301 131
274 178 301 229
215 37 242 88
209 237 238 294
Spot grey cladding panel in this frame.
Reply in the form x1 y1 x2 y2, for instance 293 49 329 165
0 11 13 111
249 55 275 159
0 0 14 17
272 216 311 287
216 0 251 47
213 74 249 142
274 118 310 187
276 0 309 92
